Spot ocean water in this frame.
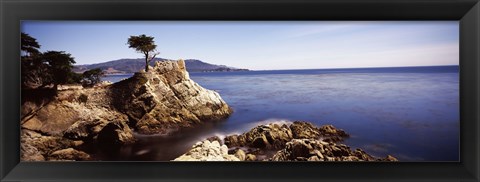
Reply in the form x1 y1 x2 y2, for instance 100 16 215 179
102 74 134 83
100 66 459 161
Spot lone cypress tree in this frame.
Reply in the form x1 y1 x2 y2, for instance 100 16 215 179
127 34 159 72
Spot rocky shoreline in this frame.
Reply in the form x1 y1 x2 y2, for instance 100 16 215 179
21 60 397 162
174 121 398 162
21 60 232 161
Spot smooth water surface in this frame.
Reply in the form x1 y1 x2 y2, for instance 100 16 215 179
102 74 134 83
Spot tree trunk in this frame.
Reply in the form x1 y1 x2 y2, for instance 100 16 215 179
145 58 149 72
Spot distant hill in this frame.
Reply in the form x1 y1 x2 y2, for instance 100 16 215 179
73 58 249 74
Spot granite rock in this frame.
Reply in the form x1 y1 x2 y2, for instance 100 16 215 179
173 140 240 161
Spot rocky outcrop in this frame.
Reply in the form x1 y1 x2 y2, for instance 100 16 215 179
175 121 397 162
20 88 135 161
20 60 233 161
109 60 232 134
270 139 397 161
223 121 349 150
96 121 135 147
47 148 91 161
21 129 87 161
173 140 240 161
224 123 292 149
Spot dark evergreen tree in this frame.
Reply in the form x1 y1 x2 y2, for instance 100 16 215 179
21 33 45 88
21 33 40 56
127 34 159 72
41 51 76 89
82 68 104 87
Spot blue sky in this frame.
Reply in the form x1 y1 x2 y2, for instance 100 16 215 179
21 21 458 70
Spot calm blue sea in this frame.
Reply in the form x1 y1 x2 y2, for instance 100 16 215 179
101 66 459 161
102 74 134 83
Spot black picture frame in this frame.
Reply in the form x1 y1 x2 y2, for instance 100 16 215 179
1 0 479 181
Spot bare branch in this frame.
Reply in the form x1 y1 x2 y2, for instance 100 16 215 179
149 52 159 62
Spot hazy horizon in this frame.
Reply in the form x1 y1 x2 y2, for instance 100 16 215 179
79 57 459 72
22 21 459 70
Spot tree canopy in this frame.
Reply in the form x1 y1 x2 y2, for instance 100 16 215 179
21 33 41 56
21 33 45 88
82 68 104 87
41 51 76 88
21 33 80 90
127 34 158 72
21 33 106 90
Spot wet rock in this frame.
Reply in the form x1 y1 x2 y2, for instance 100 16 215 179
289 139 313 158
352 148 376 161
245 154 257 161
63 119 106 141
47 148 91 161
206 136 222 144
271 139 319 161
251 136 269 148
384 155 399 162
234 149 246 161
341 156 360 161
289 121 321 139
173 140 240 161
318 125 349 142
331 145 351 157
181 121 398 162
270 138 395 162
322 137 343 143
224 121 349 151
97 121 135 147
308 155 320 161
225 123 293 150
224 134 247 147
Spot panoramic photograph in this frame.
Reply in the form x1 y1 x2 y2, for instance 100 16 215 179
20 21 459 162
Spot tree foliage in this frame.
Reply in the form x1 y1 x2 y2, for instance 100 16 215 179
82 68 104 87
127 34 159 72
68 72 84 84
41 51 76 88
21 33 78 90
21 33 41 56
21 33 46 88
21 33 106 91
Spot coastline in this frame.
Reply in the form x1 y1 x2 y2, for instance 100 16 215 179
20 60 232 161
21 60 396 162
174 121 398 162
20 61 458 161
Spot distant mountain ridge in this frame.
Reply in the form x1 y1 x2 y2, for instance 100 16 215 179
73 58 248 74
